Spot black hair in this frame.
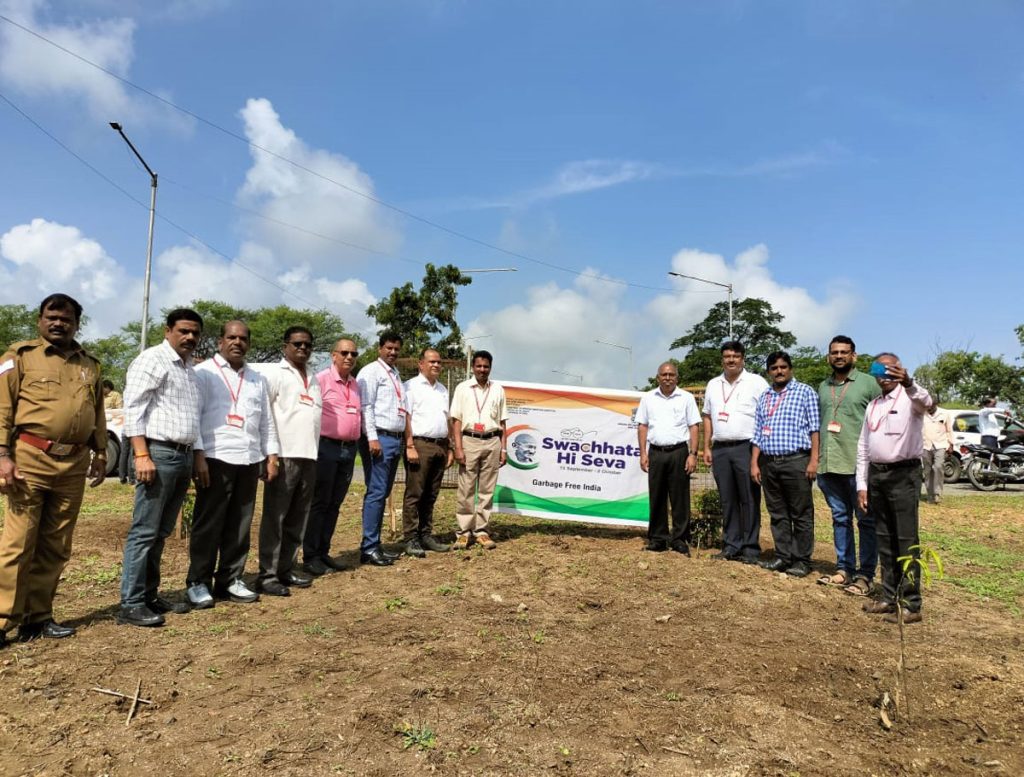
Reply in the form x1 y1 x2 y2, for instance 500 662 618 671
283 325 313 343
378 330 403 347
166 308 204 329
102 379 115 390
720 340 745 356
765 351 792 369
219 320 250 338
39 293 83 322
829 335 856 351
472 350 493 366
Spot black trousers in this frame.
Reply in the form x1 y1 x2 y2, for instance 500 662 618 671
402 439 448 540
187 459 260 589
869 463 922 611
303 437 357 562
761 453 814 565
647 445 690 546
711 442 761 558
259 458 316 583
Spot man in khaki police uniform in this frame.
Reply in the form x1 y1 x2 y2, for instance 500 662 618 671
0 294 107 648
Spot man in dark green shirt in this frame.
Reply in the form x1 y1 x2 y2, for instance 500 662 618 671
816 336 881 595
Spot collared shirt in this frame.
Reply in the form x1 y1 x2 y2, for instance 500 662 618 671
856 382 933 490
450 378 508 434
405 373 450 439
636 386 701 447
357 359 409 440
751 380 820 456
194 353 279 465
817 369 882 475
0 338 106 451
124 339 201 445
252 359 322 460
702 369 768 441
104 390 123 409
318 365 361 441
978 408 1003 437
922 408 954 451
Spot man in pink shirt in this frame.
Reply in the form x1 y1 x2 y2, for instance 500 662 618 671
856 353 933 624
302 338 362 576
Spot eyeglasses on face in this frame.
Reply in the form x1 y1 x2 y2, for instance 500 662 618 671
334 349 358 356
288 341 313 350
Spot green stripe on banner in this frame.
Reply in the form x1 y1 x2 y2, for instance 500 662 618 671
494 485 649 523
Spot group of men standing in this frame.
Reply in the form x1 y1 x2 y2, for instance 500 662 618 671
0 295 510 645
638 336 934 624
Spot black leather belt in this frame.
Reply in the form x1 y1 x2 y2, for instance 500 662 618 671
148 439 194 453
321 435 357 447
713 439 750 448
462 429 501 440
649 442 687 453
375 428 403 439
760 450 810 463
413 435 448 444
870 458 921 472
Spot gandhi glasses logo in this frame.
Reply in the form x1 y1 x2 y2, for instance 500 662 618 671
506 425 540 470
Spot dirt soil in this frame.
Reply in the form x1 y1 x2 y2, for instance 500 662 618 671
1 483 1022 777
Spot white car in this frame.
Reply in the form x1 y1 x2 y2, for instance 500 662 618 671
102 408 124 476
945 409 1023 482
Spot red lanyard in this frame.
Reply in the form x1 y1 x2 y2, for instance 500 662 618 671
295 369 310 392
867 386 901 432
473 382 492 420
338 375 355 405
721 376 740 406
215 358 245 406
764 388 788 418
379 359 402 401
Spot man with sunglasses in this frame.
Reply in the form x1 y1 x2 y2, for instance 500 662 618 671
751 351 820 578
302 338 361 576
253 327 321 596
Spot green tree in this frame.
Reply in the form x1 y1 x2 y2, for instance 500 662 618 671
669 298 797 384
790 347 875 388
366 263 472 359
0 304 40 350
914 350 1023 409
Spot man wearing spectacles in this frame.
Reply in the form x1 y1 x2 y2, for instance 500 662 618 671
302 338 362 576
252 327 321 596
751 351 820 578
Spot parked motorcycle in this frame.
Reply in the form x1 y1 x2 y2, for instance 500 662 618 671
964 442 1024 491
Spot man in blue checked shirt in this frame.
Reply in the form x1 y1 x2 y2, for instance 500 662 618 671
751 351 820 578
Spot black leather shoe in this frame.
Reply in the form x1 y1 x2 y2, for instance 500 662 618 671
738 555 759 565
381 548 401 561
147 596 190 615
404 538 427 558
118 605 165 627
710 551 739 561
421 535 451 553
670 543 691 556
18 619 76 641
321 555 348 571
360 549 394 566
644 542 668 552
303 558 330 576
258 579 291 597
283 572 313 589
0 630 8 649
786 562 811 578
760 558 789 572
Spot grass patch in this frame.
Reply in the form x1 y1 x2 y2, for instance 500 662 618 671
921 527 1024 613
396 722 437 751
384 596 408 612
303 622 335 638
64 555 120 585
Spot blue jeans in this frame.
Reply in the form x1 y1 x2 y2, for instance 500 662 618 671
120 445 193 607
817 473 876 580
359 434 402 553
303 437 357 561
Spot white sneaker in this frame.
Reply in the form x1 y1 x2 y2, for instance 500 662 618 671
224 579 259 603
186 583 214 609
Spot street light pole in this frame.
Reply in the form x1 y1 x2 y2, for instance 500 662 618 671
667 271 734 340
595 339 634 389
458 267 517 376
110 122 157 355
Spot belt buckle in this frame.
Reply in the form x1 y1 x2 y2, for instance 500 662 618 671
49 442 75 456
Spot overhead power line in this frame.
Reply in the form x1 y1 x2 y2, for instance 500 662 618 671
0 11 692 294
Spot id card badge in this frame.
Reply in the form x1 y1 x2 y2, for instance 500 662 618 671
762 426 772 436
298 393 315 406
345 406 358 415
827 421 842 434
226 413 245 428
473 423 485 432
717 411 730 422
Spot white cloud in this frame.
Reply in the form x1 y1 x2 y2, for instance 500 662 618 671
469 245 859 390
0 0 191 128
236 98 402 269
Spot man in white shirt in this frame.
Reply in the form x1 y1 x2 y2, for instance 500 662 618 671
921 401 954 504
119 309 203 627
636 361 701 554
253 326 321 596
357 331 410 566
701 341 768 564
185 321 279 608
402 349 453 558
978 397 1008 450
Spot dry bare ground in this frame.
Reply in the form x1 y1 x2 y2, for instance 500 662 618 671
1 480 1022 777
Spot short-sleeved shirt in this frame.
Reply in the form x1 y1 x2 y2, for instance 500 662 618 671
702 370 769 442
752 380 819 456
0 338 106 452
450 379 507 434
405 373 450 439
253 359 322 460
636 387 701 447
817 369 882 475
317 366 361 442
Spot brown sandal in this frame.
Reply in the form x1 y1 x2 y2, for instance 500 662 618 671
816 570 850 587
844 576 871 597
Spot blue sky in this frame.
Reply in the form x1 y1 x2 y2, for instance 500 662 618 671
1 0 1022 388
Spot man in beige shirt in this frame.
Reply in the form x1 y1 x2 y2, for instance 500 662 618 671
921 402 953 504
450 351 507 550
